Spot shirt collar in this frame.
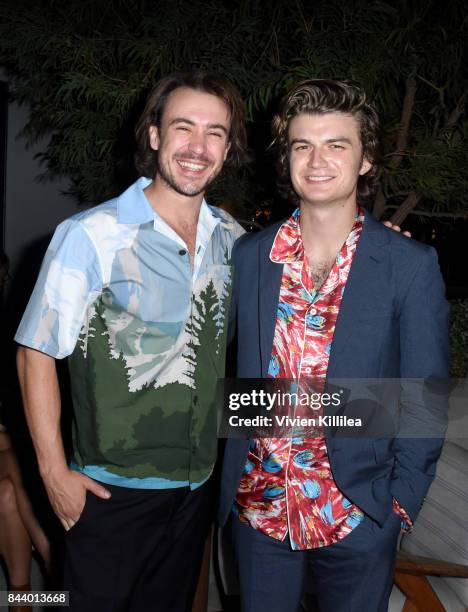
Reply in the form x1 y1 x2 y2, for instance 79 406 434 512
116 176 221 251
270 208 303 264
117 177 155 224
195 199 222 251
270 207 365 264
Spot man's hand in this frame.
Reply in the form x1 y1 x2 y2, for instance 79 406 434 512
383 220 412 238
43 467 111 531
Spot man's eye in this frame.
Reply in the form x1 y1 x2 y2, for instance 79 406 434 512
295 145 308 151
176 126 190 132
208 132 223 138
330 144 344 149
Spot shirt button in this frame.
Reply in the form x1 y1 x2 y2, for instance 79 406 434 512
179 249 187 256
309 308 316 315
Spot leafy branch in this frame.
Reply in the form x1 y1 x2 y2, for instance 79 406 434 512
0 0 465 222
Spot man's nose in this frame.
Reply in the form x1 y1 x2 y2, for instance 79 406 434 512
188 131 207 154
307 147 326 167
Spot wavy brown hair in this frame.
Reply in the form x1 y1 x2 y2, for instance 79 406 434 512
272 79 382 203
135 71 248 178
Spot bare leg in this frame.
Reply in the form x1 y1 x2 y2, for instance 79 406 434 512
0 442 51 573
0 476 32 586
13 484 51 574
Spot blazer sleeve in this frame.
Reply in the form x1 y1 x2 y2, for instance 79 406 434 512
390 246 450 521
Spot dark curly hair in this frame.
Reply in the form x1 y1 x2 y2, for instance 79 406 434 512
135 71 249 178
272 79 382 203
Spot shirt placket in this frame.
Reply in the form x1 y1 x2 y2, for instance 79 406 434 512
285 259 319 545
186 229 213 486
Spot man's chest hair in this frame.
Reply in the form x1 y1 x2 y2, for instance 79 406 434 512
308 258 334 292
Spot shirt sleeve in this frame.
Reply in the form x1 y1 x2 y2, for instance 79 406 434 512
15 218 103 359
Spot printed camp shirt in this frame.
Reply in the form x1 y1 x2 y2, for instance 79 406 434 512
15 177 244 490
234 208 410 550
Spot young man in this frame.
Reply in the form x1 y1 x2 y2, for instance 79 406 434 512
219 80 449 611
15 70 247 611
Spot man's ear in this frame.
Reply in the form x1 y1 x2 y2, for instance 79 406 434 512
359 157 372 176
149 125 159 151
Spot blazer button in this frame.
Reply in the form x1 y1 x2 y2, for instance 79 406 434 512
179 249 187 256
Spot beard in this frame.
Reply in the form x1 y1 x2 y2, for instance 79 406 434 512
156 152 220 198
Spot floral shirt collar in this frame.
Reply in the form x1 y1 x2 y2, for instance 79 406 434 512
270 207 365 265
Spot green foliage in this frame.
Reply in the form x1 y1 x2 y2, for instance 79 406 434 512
0 0 466 218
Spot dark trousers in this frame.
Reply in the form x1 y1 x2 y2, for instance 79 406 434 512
63 479 214 612
232 512 401 612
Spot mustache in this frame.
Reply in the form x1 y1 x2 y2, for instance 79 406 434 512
175 152 212 164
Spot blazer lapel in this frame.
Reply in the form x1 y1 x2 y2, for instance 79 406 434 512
327 213 390 377
258 233 283 377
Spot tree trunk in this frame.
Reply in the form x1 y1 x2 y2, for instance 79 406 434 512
393 78 417 167
372 185 387 219
372 77 417 220
389 192 421 226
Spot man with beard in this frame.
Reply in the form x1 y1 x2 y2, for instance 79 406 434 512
15 71 247 611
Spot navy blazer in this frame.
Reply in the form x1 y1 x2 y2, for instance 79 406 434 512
219 211 449 528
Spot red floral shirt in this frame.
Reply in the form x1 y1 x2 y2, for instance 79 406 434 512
234 209 410 550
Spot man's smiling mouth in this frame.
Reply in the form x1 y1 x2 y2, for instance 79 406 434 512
305 175 334 182
177 160 208 171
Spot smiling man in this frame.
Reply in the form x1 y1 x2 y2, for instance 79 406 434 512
15 71 246 611
219 80 449 611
